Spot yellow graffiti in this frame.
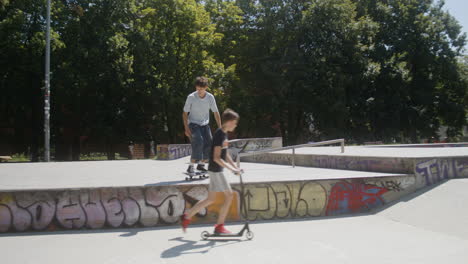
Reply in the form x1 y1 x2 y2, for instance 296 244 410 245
242 182 327 220
0 193 13 204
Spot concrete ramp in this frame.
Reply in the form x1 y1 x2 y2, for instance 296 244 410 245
0 144 466 234
241 146 468 178
376 178 468 240
0 159 417 233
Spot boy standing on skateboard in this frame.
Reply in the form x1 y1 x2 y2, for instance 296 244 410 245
183 77 222 174
180 109 243 234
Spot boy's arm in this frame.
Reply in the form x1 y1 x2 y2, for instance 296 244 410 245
183 112 191 138
182 96 192 138
226 151 239 169
210 96 222 128
213 146 239 173
214 112 222 129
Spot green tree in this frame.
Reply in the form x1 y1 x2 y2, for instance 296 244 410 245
0 0 64 160
355 0 467 142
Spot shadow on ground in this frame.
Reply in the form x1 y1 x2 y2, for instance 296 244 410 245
160 236 245 258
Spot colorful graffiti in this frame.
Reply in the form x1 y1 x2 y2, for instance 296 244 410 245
229 137 282 160
365 177 415 192
325 180 388 216
156 144 192 160
0 171 447 233
237 182 327 221
415 158 468 186
242 154 410 174
156 137 282 160
0 186 239 233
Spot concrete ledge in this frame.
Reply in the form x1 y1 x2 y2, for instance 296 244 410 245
2 155 464 233
229 137 282 159
0 172 425 233
156 137 282 160
242 148 468 176
1 146 466 234
156 144 192 160
365 142 468 148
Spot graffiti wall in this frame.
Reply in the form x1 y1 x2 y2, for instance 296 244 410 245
242 153 413 174
156 144 192 160
235 175 422 220
371 143 468 148
414 158 468 186
229 137 283 160
156 137 282 160
0 186 239 233
0 173 432 233
2 155 466 233
242 153 468 181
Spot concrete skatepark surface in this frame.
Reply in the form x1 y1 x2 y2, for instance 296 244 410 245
272 145 468 158
0 159 406 191
0 144 466 234
0 179 467 264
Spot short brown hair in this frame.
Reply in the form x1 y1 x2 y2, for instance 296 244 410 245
194 76 209 87
222 108 239 123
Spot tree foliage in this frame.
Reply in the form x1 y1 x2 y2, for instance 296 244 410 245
0 0 466 159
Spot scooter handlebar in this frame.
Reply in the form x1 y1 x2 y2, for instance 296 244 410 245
233 169 244 176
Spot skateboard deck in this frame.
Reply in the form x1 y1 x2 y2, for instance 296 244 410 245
183 171 209 181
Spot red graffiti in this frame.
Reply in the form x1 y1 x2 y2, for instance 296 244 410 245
326 181 388 216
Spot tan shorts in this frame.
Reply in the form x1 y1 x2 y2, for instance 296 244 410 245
208 171 232 192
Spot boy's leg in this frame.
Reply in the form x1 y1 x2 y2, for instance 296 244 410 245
197 125 212 171
186 191 216 219
217 190 234 225
201 125 212 162
189 124 203 169
181 192 216 232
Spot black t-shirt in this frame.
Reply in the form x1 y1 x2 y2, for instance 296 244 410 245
208 128 228 172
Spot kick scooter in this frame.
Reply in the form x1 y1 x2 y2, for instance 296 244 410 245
200 171 254 240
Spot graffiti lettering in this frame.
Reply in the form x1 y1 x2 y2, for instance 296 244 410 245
415 158 468 186
0 186 209 233
156 144 192 160
239 182 327 221
325 180 388 216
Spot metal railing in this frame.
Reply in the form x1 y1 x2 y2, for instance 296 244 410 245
235 138 345 168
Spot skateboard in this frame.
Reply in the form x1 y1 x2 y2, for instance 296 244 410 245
183 171 209 181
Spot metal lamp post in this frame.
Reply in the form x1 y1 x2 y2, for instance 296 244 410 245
44 0 51 162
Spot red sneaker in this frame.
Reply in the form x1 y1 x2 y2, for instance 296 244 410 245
214 224 231 234
180 213 191 232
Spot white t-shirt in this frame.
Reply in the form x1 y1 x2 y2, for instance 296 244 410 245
183 91 219 126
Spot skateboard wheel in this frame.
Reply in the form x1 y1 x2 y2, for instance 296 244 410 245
246 231 254 240
201 231 209 240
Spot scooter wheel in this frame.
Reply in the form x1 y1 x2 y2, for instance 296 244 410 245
246 231 254 240
201 231 209 240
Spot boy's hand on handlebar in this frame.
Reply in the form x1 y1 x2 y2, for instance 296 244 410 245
232 168 244 175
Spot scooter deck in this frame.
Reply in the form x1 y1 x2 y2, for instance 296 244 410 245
199 173 254 240
201 223 254 240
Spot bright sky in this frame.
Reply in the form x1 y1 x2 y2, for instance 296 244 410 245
443 0 467 35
